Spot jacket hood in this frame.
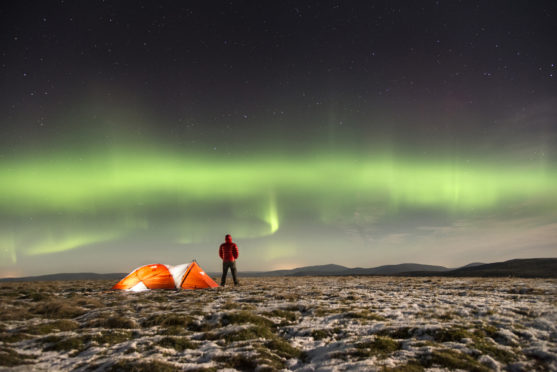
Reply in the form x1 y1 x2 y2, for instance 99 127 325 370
225 234 232 243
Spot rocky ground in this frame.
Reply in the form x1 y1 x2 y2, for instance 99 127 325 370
0 276 556 371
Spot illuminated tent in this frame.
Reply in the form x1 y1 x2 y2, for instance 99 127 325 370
112 261 218 291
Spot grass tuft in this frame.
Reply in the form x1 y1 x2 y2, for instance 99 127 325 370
254 346 287 370
32 300 86 319
0 347 35 366
265 337 304 359
74 297 104 309
264 309 298 322
382 361 424 372
472 338 517 364
204 325 274 342
345 310 386 321
311 329 333 340
354 336 401 358
158 325 187 336
221 311 275 328
26 320 79 334
0 306 31 321
0 331 31 343
107 359 178 372
422 349 490 372
88 316 137 329
142 314 193 328
430 327 473 343
43 336 85 352
227 326 274 342
94 330 133 345
474 324 499 339
20 291 50 302
221 301 242 310
214 354 258 371
378 327 414 339
157 336 197 351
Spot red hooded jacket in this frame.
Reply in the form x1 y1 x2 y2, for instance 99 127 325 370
219 235 239 262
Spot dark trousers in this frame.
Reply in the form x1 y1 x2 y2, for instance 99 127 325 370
221 260 238 286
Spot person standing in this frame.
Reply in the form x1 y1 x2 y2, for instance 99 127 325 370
219 234 239 286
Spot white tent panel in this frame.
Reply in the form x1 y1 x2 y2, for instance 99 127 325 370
168 263 191 287
128 281 148 292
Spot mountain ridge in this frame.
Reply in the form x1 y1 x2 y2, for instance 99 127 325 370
0 272 126 282
1 258 555 281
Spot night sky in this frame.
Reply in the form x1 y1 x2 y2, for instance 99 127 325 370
1 1 556 276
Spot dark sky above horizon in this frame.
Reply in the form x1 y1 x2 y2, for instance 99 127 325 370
1 1 556 276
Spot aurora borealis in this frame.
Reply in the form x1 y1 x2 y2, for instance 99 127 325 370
1 2 556 276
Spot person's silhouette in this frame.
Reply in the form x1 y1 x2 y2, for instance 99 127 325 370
219 234 239 286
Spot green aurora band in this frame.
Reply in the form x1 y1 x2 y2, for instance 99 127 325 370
0 146 555 265
1 147 553 211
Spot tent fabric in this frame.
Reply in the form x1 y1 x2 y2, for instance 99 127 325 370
180 261 218 289
112 261 218 291
112 263 175 290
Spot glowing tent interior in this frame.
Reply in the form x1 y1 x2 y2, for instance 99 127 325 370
112 261 218 291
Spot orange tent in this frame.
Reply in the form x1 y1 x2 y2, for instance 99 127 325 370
112 261 218 291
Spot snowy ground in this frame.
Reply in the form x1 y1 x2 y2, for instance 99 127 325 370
0 276 556 371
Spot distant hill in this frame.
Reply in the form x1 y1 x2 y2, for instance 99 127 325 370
443 258 557 278
239 263 450 277
459 262 486 268
263 264 349 276
0 272 125 282
347 263 449 275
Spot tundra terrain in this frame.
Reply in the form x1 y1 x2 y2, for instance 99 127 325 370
0 277 556 371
